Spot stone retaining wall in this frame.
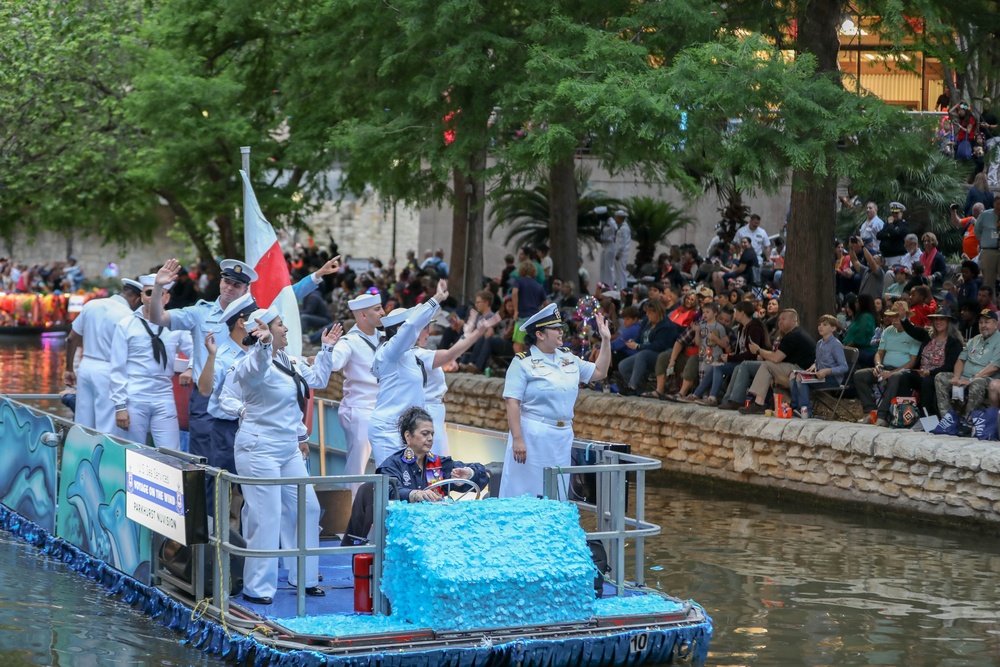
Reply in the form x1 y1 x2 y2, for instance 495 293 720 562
316 374 1000 525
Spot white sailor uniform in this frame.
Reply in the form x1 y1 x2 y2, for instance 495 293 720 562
414 347 450 456
368 299 440 467
614 219 632 291
71 294 135 432
600 218 618 288
499 345 596 499
328 326 382 495
229 338 334 600
109 311 193 448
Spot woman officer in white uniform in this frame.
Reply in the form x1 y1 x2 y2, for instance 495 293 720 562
230 306 339 606
499 303 612 499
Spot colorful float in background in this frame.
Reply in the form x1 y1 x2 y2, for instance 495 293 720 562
0 289 107 333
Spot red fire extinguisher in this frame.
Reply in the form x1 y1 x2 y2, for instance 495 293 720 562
353 554 373 613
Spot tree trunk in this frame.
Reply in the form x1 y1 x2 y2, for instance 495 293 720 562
783 0 841 330
548 154 579 285
464 149 487 303
216 213 239 259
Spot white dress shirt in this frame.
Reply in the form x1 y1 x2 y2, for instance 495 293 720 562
328 326 382 409
71 294 134 361
109 311 193 408
370 299 440 425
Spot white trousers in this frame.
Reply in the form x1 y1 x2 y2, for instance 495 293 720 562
76 358 115 432
425 401 450 457
368 416 400 471
599 245 616 288
235 434 320 599
614 256 628 291
499 416 572 500
338 405 372 498
119 399 179 449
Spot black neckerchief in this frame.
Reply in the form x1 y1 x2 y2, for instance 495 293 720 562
415 355 428 387
272 352 308 414
351 330 379 352
138 317 167 369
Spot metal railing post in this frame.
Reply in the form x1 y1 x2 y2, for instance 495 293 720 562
372 475 387 615
218 478 232 615
297 482 307 618
635 468 646 587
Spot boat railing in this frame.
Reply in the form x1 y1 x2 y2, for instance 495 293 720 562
201 467 391 618
544 441 662 597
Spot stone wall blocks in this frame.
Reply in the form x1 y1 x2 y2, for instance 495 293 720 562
979 450 1000 474
935 442 984 471
809 423 853 449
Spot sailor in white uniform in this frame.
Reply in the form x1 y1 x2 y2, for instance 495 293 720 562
368 280 450 467
150 258 257 464
613 209 632 291
325 292 384 497
109 275 193 448
229 306 339 606
595 206 617 288
65 279 142 431
198 292 258 475
414 310 501 456
499 304 612 499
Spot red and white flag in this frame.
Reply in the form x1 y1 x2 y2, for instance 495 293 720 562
240 169 302 357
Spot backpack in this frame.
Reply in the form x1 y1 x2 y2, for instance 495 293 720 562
888 397 918 429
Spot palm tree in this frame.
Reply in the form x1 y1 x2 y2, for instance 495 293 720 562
626 196 696 270
489 167 623 253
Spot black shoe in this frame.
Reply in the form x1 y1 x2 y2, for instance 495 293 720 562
619 386 637 397
305 586 326 597
242 593 273 605
739 402 767 415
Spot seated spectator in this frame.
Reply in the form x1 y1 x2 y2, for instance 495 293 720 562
907 285 936 327
668 291 698 328
676 247 700 283
854 305 921 425
957 260 981 304
849 237 885 303
835 239 857 298
789 315 849 418
553 280 579 315
979 286 997 313
891 301 965 420
919 233 947 287
609 305 642 366
712 238 758 295
903 262 929 292
619 300 678 397
739 309 816 414
934 309 1000 418
681 303 731 403
694 302 762 406
762 297 780 340
884 266 909 298
957 300 980 341
842 294 879 367
899 234 922 272
459 297 515 374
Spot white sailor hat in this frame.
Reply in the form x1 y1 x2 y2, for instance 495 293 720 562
600 290 621 301
249 306 279 325
519 303 562 333
380 306 410 328
614 209 628 218
889 201 906 213
139 273 173 292
348 292 381 311
221 292 257 327
121 278 143 294
593 206 608 215
220 259 258 284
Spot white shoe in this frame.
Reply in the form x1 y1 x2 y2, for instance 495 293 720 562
874 418 888 428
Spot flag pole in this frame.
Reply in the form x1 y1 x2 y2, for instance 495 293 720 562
240 146 251 222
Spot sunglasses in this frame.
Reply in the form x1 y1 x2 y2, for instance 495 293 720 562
143 290 154 296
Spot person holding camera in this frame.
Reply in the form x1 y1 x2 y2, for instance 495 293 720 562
848 235 885 303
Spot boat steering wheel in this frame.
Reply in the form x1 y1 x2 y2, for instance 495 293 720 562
423 477 482 501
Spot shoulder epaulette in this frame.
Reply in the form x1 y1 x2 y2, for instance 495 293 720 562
515 352 529 359
558 346 571 353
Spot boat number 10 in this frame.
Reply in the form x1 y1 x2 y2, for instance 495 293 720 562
629 632 649 653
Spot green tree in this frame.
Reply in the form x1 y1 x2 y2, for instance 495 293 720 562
488 168 622 252
625 197 696 270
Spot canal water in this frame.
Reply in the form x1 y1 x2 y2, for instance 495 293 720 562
2 336 1000 666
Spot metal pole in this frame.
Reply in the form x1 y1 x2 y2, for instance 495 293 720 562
635 468 646 587
372 476 387 615
219 477 232 615
241 147 251 246
297 484 306 617
318 398 326 476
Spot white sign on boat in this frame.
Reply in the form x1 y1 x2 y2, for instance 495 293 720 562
125 448 207 545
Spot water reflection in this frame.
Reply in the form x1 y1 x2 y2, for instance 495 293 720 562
643 483 1000 666
3 337 1000 665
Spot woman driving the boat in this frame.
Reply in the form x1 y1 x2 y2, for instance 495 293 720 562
499 303 612 499
378 407 489 502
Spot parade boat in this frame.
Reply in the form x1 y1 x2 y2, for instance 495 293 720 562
0 393 713 667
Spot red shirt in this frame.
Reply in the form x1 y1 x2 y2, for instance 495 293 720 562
910 299 937 328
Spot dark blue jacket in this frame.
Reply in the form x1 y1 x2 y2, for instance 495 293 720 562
635 317 679 353
377 449 489 501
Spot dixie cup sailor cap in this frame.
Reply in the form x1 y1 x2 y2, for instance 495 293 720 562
348 293 381 311
139 273 173 292
220 259 258 284
593 206 608 215
519 303 562 333
121 278 143 293
380 306 411 328
249 306 279 325
614 209 628 218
